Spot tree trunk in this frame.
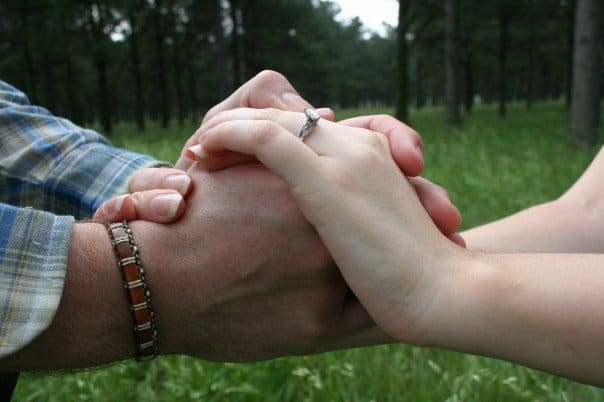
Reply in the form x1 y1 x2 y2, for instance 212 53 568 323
444 0 460 131
395 0 411 121
19 8 38 104
230 0 242 87
565 0 576 110
42 51 57 113
215 0 228 98
526 1 535 111
87 5 111 134
95 53 112 134
498 9 509 118
463 47 474 113
128 9 145 131
152 2 170 129
169 1 186 127
63 42 82 124
241 0 260 78
415 57 424 109
570 0 603 146
185 22 199 124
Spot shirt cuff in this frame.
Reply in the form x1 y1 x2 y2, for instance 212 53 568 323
0 205 74 357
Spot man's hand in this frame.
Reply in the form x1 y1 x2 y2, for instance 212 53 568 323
132 165 372 361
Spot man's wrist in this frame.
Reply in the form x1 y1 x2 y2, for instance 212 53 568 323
1 223 133 370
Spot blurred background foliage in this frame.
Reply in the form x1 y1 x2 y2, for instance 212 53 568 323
0 0 600 142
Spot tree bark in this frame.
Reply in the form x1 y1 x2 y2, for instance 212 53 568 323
88 5 111 134
184 21 199 124
127 8 145 131
526 0 535 111
95 53 112 135
444 0 460 131
570 0 603 146
63 42 82 125
152 1 170 129
395 0 411 121
463 46 474 113
214 0 228 98
230 0 242 87
19 8 38 104
565 0 576 110
498 9 509 118
414 57 424 109
241 0 260 78
169 0 186 127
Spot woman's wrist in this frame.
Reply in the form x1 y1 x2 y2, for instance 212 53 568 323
412 245 493 350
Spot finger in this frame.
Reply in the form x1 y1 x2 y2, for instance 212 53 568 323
181 107 337 164
194 153 260 171
316 107 335 122
177 71 318 171
192 109 357 162
192 120 321 186
315 299 394 353
92 190 185 224
339 115 424 176
409 176 462 236
128 168 192 196
449 233 466 248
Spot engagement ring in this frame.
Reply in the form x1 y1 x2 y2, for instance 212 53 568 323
298 108 321 141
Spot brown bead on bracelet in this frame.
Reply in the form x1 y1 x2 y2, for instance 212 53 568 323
106 221 158 361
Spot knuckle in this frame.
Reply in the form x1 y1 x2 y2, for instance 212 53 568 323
439 187 450 199
253 70 286 87
432 183 449 199
257 107 280 121
251 121 280 146
375 114 395 123
363 131 390 154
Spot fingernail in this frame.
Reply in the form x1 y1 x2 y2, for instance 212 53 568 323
415 144 424 159
187 144 209 160
281 91 312 111
316 108 335 121
113 194 128 213
150 194 182 217
165 174 191 194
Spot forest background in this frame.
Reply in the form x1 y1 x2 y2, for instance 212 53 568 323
2 0 604 400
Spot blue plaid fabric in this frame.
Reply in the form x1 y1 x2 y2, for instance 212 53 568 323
0 80 162 356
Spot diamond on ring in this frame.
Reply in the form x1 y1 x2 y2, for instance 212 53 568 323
298 108 321 141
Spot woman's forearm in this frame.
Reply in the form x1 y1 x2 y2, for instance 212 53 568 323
461 197 604 253
435 251 604 386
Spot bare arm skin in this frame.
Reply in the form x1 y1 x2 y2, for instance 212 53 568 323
0 223 132 369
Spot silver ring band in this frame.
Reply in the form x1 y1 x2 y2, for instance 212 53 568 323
298 108 321 141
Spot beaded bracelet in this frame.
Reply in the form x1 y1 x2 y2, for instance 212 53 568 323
106 221 158 361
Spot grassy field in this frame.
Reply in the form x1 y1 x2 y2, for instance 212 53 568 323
13 102 604 401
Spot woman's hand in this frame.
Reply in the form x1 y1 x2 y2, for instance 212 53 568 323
92 167 191 223
186 108 465 345
185 112 464 245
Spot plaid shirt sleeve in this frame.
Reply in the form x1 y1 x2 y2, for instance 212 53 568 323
0 80 166 357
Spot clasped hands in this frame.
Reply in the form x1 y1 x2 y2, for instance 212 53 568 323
95 71 465 361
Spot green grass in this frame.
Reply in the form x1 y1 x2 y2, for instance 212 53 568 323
13 102 604 401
